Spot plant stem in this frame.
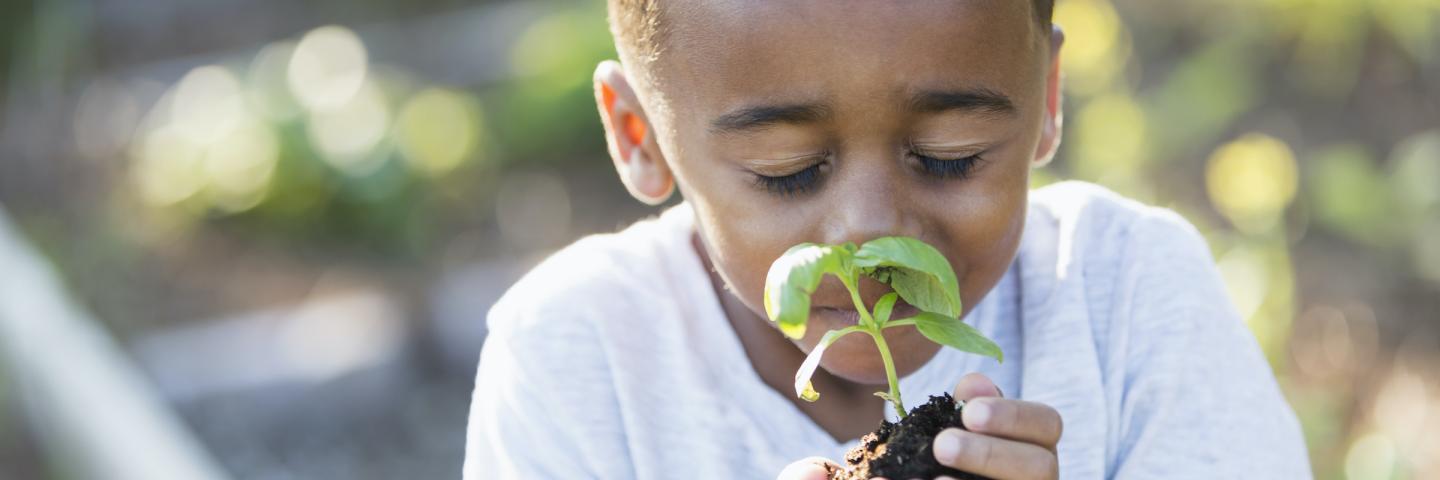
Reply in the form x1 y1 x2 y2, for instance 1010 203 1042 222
842 271 903 418
883 318 916 328
842 275 876 328
867 328 906 419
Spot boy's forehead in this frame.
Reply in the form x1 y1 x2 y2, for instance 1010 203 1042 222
664 0 1039 59
656 0 1044 114
676 0 1034 24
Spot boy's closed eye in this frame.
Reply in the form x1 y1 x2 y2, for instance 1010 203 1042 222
750 150 990 197
714 87 1019 197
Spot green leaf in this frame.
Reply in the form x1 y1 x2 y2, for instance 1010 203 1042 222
873 292 899 324
763 243 852 339
910 312 1003 362
793 328 854 401
854 237 962 317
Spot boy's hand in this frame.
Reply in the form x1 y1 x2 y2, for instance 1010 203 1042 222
775 373 1062 480
776 457 841 480
929 373 1062 480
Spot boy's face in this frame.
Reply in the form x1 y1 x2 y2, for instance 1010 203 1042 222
603 0 1060 385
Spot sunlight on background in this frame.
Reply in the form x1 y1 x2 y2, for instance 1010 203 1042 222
247 41 303 121
1053 0 1129 96
117 22 503 240
1052 0 1440 478
0 0 1436 478
1309 144 1396 247
308 80 391 174
129 66 279 214
287 26 368 112
1070 93 1148 191
1206 133 1299 234
396 88 485 176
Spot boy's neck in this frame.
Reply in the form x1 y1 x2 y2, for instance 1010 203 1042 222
691 232 885 442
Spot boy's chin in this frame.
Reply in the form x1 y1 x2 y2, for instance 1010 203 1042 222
817 331 943 387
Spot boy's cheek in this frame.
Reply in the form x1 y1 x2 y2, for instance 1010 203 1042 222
689 195 817 301
693 216 799 320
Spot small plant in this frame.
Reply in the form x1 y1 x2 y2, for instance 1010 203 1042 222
763 236 1002 419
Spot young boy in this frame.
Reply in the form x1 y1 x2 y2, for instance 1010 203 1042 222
465 1 1311 478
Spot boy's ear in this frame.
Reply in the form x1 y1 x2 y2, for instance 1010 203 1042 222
593 60 674 206
1033 25 1066 168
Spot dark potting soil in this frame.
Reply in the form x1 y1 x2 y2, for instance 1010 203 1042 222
827 394 987 480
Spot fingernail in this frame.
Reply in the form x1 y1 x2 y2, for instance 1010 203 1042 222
934 429 962 464
965 399 992 429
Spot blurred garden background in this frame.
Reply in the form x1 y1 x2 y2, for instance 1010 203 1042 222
0 0 1436 478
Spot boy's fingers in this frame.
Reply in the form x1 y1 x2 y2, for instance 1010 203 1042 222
933 428 1059 480
962 397 1064 449
776 457 839 480
953 372 1002 401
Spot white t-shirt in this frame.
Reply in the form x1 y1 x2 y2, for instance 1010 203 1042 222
464 181 1311 479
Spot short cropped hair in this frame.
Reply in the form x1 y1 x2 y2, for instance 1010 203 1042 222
608 0 1055 71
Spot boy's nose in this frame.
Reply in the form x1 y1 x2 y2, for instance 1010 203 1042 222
818 161 923 246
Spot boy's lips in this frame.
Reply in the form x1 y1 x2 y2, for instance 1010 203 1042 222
813 301 922 326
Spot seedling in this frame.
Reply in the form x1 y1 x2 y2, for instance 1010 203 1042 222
763 237 1002 419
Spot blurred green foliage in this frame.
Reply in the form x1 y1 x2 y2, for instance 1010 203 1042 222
108 1 618 260
2 0 1436 478
1043 1 1440 478
105 0 1440 476
493 6 616 161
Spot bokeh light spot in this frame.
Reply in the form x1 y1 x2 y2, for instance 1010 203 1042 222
288 25 369 112
1388 130 1440 215
129 65 278 214
1346 433 1398 480
1205 133 1298 233
1217 243 1269 324
1072 93 1148 182
170 66 246 145
131 126 206 207
1309 144 1399 246
203 119 279 213
307 81 391 175
246 41 302 120
1053 0 1129 94
395 88 483 176
1374 367 1431 452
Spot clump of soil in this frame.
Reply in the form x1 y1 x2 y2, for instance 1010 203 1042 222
827 394 987 480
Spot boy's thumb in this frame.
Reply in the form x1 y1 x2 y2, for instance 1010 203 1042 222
954 372 1003 401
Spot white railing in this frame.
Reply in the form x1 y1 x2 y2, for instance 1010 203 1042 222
0 206 229 480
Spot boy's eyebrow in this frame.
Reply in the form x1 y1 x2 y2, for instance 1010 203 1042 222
709 103 830 135
909 88 1016 116
708 88 1013 135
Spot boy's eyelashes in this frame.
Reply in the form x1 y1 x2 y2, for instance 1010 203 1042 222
912 151 986 179
752 161 825 197
749 150 987 197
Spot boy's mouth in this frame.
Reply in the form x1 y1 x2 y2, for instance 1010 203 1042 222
813 301 921 327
